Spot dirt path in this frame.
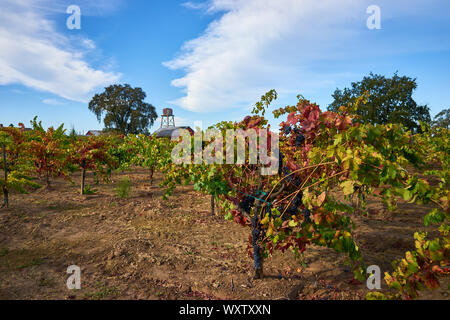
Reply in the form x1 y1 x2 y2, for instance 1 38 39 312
0 168 448 300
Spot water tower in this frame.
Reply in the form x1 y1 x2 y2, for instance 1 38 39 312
154 108 193 138
161 108 175 127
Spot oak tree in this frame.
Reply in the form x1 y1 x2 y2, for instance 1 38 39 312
89 84 158 135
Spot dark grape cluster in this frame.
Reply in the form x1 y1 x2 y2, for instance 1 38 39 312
278 193 303 220
302 209 311 222
290 177 302 188
278 152 284 175
282 166 292 183
285 126 302 136
284 206 298 219
292 193 303 207
238 195 255 213
295 133 305 147
294 178 303 188
282 167 303 188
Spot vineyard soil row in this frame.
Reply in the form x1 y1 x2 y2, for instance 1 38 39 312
0 168 447 300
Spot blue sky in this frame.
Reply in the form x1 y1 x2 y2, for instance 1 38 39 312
0 0 449 133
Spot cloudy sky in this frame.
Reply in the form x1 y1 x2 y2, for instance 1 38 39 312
0 0 449 133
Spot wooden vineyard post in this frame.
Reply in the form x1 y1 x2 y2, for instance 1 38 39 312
46 170 50 188
2 143 8 208
211 194 215 216
80 159 86 195
215 196 221 216
150 166 154 186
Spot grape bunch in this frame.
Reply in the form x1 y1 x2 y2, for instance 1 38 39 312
292 193 303 207
279 193 303 220
295 133 305 147
283 206 297 220
238 195 255 214
302 208 311 222
282 166 292 183
278 151 285 175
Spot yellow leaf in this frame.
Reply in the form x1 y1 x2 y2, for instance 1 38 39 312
316 191 326 206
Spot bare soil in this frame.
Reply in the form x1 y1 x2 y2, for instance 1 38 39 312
0 168 448 300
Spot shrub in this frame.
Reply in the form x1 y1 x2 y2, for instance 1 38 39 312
83 184 97 195
115 177 131 198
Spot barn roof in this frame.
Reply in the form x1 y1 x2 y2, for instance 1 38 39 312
153 126 193 138
86 130 103 136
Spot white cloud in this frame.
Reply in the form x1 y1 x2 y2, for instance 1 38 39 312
181 2 207 10
165 0 449 112
42 98 65 105
81 39 96 50
0 0 121 103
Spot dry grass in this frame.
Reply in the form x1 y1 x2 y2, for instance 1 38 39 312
0 168 448 300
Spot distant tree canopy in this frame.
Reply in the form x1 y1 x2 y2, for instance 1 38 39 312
88 84 158 135
328 73 431 132
432 108 450 129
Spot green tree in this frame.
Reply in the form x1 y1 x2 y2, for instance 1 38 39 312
328 72 431 132
88 84 158 135
432 108 449 129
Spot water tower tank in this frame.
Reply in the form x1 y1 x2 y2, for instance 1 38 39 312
163 108 173 116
